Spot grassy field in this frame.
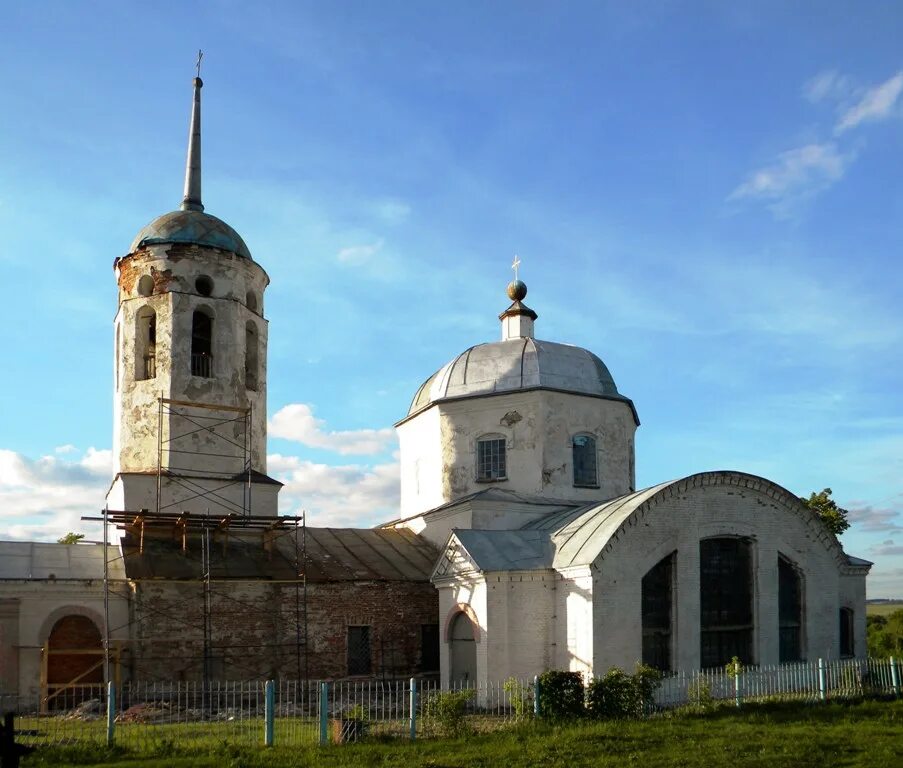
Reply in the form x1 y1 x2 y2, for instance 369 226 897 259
21 699 903 768
867 601 903 617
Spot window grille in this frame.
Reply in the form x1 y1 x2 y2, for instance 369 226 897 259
778 556 803 662
642 551 675 671
839 608 854 657
421 624 440 672
700 538 753 667
572 434 598 487
476 437 506 481
347 625 372 676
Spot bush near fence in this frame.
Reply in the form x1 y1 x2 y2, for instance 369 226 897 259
2 656 900 752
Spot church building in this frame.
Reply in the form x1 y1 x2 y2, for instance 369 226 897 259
0 72 870 704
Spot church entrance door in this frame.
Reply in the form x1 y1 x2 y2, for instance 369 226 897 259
449 612 476 687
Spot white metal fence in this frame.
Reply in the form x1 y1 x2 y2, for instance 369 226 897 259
1 657 899 750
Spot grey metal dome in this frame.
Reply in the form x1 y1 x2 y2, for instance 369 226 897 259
407 338 635 419
129 209 253 260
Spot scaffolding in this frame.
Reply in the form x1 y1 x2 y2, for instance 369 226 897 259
86 508 310 694
155 396 253 518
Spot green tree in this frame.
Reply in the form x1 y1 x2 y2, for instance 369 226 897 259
867 610 903 658
56 532 85 544
800 488 850 537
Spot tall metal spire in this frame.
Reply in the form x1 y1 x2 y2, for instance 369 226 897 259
181 50 204 212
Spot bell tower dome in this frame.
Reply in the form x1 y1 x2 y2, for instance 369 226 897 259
107 69 279 518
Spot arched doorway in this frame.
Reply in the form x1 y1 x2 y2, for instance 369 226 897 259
449 612 477 687
42 614 104 710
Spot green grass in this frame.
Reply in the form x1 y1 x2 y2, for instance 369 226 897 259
21 699 903 768
867 601 903 617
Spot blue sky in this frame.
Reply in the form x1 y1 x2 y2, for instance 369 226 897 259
0 2 901 596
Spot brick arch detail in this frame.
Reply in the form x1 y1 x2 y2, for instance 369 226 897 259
597 471 851 571
443 603 481 644
37 605 105 647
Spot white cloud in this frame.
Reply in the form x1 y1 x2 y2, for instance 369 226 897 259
729 142 850 215
836 71 903 133
337 239 384 265
0 447 111 542
269 453 400 527
372 199 411 225
803 70 855 104
54 444 77 455
848 504 903 533
269 403 396 455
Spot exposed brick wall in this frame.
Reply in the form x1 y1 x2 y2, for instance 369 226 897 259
47 615 103 686
130 579 439 681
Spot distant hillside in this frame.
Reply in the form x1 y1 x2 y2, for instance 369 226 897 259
866 599 903 617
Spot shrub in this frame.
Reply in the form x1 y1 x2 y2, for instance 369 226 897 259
537 670 585 719
503 677 534 720
687 676 714 713
586 664 662 719
424 689 475 738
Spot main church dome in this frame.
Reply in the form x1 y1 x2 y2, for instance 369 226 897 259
130 209 252 260
406 278 637 422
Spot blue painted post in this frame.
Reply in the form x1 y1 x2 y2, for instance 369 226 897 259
409 678 417 741
319 682 329 746
533 675 540 718
734 668 742 708
817 658 827 702
890 657 900 698
264 680 275 746
105 681 115 746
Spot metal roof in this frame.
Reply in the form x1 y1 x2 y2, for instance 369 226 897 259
0 541 125 580
121 527 438 582
405 338 637 422
450 529 553 572
130 210 252 260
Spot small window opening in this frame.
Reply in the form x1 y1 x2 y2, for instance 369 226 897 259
245 322 258 391
700 538 754 667
642 551 675 672
778 556 803 662
195 275 214 296
347 625 372 676
839 608 854 657
135 307 157 381
476 436 506 481
246 291 258 313
572 434 598 487
191 310 213 378
421 624 440 673
137 274 154 297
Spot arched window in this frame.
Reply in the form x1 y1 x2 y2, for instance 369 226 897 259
476 434 506 481
839 608 854 657
642 551 676 671
135 307 156 380
245 321 258 391
572 434 598 487
191 309 213 378
778 555 803 662
700 537 754 667
246 290 258 313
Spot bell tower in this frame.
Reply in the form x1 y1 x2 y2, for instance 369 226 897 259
107 70 280 518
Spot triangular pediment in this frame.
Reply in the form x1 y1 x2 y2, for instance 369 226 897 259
431 534 480 580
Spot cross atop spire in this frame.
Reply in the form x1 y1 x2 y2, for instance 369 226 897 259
181 52 204 212
511 254 521 282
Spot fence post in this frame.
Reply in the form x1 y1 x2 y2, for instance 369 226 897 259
533 675 540 717
264 680 275 747
318 682 329 746
734 667 742 708
891 657 900 698
409 678 417 741
817 658 827 702
105 681 116 746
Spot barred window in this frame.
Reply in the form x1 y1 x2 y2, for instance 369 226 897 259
778 556 803 662
476 436 506 481
839 608 854 657
347 625 371 676
700 538 754 668
642 551 675 672
572 434 598 487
